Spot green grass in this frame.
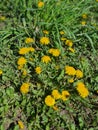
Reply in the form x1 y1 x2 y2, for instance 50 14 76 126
0 0 98 130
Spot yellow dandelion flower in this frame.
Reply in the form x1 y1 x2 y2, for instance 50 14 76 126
17 57 27 66
61 37 67 41
0 16 6 21
19 47 29 55
38 1 44 8
20 83 30 94
60 31 65 35
19 47 35 55
52 49 60 57
18 121 24 129
25 37 34 44
40 37 50 45
49 48 60 57
81 21 86 26
28 47 35 52
76 82 89 98
61 90 70 101
45 95 55 106
65 40 73 47
53 106 58 110
68 78 74 83
22 69 27 76
48 48 54 54
0 70 3 75
29 58 33 61
43 30 49 34
41 55 51 63
65 66 76 76
18 65 23 70
52 89 61 100
82 14 87 19
96 0 98 2
76 69 83 78
69 47 75 53
35 66 42 74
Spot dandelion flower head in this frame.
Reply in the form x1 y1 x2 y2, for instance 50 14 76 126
35 66 42 74
17 57 27 66
49 48 60 57
18 121 24 129
76 69 83 78
45 95 55 106
22 69 27 76
25 37 34 44
43 30 49 34
81 21 86 26
65 40 73 47
28 47 35 52
0 16 6 21
60 31 65 35
19 47 29 55
41 55 51 63
82 14 87 19
65 66 76 76
76 82 89 98
38 1 44 8
61 90 70 101
61 37 67 41
52 89 61 100
0 70 3 75
19 47 35 55
69 48 75 53
20 83 30 94
40 37 50 45
68 78 74 83
53 106 58 110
